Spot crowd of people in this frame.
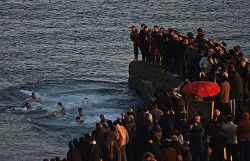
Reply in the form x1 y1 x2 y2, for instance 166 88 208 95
44 97 250 161
130 24 249 104
43 25 250 161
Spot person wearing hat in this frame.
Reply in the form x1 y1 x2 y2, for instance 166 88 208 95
130 25 139 62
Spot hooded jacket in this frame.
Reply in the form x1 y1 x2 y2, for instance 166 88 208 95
237 112 250 141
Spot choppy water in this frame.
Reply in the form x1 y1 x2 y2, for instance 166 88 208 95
0 0 249 160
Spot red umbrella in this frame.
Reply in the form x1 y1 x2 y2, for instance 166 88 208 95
182 81 220 97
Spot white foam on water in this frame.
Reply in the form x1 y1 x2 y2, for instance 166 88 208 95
18 87 125 127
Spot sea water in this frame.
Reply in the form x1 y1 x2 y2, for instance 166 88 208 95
0 0 249 160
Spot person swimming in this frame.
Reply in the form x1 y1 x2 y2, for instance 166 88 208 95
24 102 31 109
31 92 41 100
77 108 86 117
75 116 84 123
52 102 65 115
81 98 92 107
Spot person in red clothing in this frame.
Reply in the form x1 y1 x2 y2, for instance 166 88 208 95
237 112 250 161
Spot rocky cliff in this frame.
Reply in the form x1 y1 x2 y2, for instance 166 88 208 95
128 61 181 95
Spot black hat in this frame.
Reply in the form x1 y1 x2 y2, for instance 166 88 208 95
197 28 203 32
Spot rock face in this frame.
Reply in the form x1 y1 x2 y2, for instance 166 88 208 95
128 61 181 95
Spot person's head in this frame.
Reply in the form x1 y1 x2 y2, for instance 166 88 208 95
96 122 102 128
236 45 241 52
90 137 96 145
84 133 91 140
229 64 235 72
145 113 150 120
195 115 201 122
31 92 36 99
57 102 62 107
241 60 247 67
173 34 179 41
154 25 158 32
131 25 136 32
215 45 220 52
215 109 220 116
113 120 120 126
25 102 31 108
243 112 249 121
187 32 193 39
165 108 171 115
76 117 80 121
141 23 145 29
213 38 217 44
68 142 74 149
78 108 82 113
144 26 149 32
226 115 233 123
197 28 203 33
188 43 194 49
144 152 153 161
182 38 189 45
73 138 79 147
100 114 105 120
171 135 178 141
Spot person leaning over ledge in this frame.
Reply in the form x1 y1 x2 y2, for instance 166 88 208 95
237 112 250 161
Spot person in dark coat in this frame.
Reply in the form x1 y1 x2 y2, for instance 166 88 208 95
234 71 244 115
144 140 160 160
159 108 174 139
228 67 237 115
238 59 249 103
209 126 227 161
88 137 102 161
149 122 162 147
189 124 205 161
102 132 119 161
91 123 106 145
184 43 198 81
67 142 82 161
130 25 139 61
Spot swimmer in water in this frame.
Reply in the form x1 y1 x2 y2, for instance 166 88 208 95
24 102 31 109
77 108 86 117
31 92 41 100
75 116 84 123
60 108 66 115
52 102 65 114
81 97 92 107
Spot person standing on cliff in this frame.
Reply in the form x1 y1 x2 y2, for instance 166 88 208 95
184 43 198 81
130 25 139 62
